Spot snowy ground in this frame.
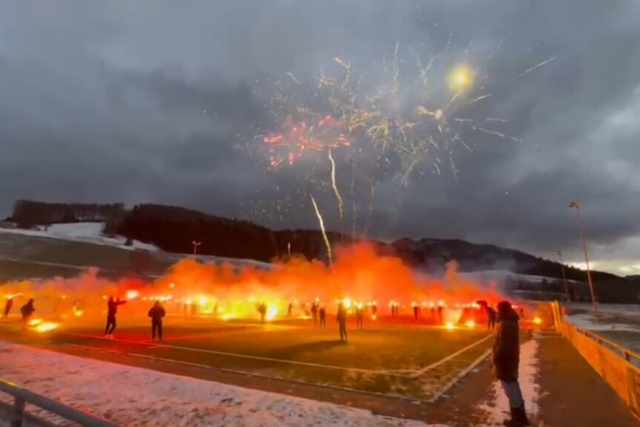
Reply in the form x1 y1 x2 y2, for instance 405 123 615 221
564 312 640 333
476 339 540 426
0 342 446 427
0 223 158 252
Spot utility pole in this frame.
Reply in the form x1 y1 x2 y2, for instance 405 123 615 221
557 250 570 302
569 201 597 318
192 241 201 257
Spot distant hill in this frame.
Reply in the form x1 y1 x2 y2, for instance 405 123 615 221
8 199 639 302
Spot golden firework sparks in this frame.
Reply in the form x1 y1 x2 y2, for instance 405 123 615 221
309 194 332 265
327 148 344 219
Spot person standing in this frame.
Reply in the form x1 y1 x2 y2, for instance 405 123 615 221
356 305 364 330
311 302 318 325
105 297 126 339
492 301 530 427
319 305 326 327
2 297 13 319
20 299 35 329
148 300 166 341
257 302 267 324
336 303 348 341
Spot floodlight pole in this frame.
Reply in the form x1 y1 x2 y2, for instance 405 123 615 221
569 201 597 318
557 250 570 302
192 241 201 256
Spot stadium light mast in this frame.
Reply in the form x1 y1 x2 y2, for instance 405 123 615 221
557 250 570 302
569 201 597 318
192 241 201 257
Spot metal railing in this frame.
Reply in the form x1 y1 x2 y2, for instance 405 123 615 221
0 379 120 427
566 323 640 365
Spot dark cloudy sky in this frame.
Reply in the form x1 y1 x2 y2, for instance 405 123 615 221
1 0 639 274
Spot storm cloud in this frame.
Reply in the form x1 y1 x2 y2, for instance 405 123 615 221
1 0 639 273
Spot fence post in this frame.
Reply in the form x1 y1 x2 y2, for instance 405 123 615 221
10 397 25 427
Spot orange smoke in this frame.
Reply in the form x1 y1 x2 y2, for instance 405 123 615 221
153 243 505 309
0 242 509 320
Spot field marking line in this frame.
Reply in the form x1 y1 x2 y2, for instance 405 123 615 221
410 333 494 377
60 331 381 373
116 352 435 405
59 330 493 378
427 349 492 402
155 342 381 374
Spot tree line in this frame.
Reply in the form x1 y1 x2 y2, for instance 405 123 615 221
11 200 126 228
107 203 346 262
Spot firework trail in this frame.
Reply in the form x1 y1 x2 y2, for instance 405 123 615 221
309 194 333 265
328 148 344 219
519 55 558 77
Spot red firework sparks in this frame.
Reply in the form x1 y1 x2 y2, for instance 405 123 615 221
263 116 350 168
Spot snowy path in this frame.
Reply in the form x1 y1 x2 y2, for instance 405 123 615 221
0 342 446 427
476 339 541 426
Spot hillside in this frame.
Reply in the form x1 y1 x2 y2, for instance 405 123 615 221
5 199 639 303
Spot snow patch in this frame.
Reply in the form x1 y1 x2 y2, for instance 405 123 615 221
565 313 640 332
477 339 540 425
0 342 446 427
0 223 158 252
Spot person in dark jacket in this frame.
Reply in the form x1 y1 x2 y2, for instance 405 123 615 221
257 302 267 324
105 297 126 338
20 299 35 328
318 305 326 327
311 302 318 325
355 305 364 330
487 306 497 331
148 300 166 341
336 303 348 341
2 297 13 319
492 301 530 427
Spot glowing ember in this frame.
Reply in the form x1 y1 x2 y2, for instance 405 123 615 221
35 322 58 333
465 320 475 328
371 314 377 321
28 318 42 327
534 316 542 325
266 305 278 321
343 298 352 309
125 290 138 300
445 322 455 330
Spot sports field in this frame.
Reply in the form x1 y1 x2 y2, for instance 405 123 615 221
0 315 492 401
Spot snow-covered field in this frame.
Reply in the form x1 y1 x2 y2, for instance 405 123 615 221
0 342 445 427
459 270 579 291
0 222 276 271
0 223 158 252
477 339 540 425
564 312 640 333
